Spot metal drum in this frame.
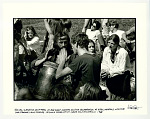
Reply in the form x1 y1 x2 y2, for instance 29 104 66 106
34 61 58 100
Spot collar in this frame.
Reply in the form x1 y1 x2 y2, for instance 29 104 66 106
108 46 121 55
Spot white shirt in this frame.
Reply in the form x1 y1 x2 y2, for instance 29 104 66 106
101 46 131 76
26 36 40 50
19 36 39 54
86 29 100 43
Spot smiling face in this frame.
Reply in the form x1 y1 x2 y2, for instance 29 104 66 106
27 30 34 39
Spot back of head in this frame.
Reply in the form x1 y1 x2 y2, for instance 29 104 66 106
49 83 74 100
74 81 103 100
76 33 90 50
82 81 102 100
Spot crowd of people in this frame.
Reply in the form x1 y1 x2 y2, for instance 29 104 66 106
14 18 135 101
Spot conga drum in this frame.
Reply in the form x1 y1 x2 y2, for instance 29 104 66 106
34 61 58 100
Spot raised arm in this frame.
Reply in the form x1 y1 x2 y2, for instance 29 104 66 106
82 19 96 33
44 19 55 51
32 50 50 67
55 48 72 79
44 19 53 35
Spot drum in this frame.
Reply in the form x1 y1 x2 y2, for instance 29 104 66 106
34 61 58 100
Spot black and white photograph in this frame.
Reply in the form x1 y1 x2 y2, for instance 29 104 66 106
14 18 136 101
1 1 149 119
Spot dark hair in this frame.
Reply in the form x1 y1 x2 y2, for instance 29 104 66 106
48 19 72 35
108 34 120 45
25 26 37 36
61 19 72 30
54 33 71 49
14 19 22 34
109 21 119 28
93 21 101 30
75 33 90 50
42 19 72 53
53 33 73 55
88 40 96 53
74 81 103 100
48 19 62 35
127 32 135 40
49 83 74 100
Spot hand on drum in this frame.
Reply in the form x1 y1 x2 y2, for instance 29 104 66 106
56 48 67 64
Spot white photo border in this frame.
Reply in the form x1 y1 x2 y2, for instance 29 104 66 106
1 0 150 119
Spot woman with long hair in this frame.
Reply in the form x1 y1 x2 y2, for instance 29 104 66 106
74 81 107 100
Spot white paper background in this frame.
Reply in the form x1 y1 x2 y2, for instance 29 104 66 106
1 0 150 119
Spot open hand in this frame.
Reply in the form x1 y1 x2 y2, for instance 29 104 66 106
56 48 67 64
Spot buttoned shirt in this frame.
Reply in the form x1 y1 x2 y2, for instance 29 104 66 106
101 46 131 76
